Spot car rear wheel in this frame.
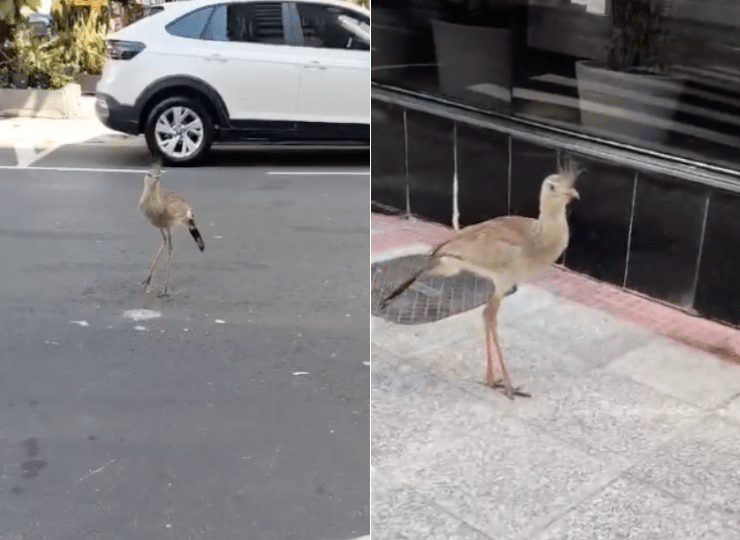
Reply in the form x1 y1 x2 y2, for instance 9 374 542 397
144 97 215 165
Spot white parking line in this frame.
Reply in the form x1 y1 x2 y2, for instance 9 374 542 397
268 171 369 176
0 165 370 175
0 165 149 173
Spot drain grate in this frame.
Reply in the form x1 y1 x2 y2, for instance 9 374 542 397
372 254 494 324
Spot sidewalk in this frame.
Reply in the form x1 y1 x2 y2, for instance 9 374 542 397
371 212 740 540
0 95 123 166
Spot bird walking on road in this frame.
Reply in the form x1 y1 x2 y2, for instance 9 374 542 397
139 160 205 296
380 160 582 399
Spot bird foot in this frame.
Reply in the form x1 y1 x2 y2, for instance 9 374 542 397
485 379 531 399
156 290 170 298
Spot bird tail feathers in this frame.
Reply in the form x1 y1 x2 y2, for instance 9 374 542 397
379 256 433 310
187 218 205 252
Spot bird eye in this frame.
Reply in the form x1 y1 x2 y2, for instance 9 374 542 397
549 183 555 191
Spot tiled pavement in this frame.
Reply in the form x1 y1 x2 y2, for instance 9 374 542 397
371 211 740 540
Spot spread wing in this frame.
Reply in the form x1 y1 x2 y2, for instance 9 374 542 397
432 215 538 272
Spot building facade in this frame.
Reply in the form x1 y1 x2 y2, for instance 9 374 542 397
371 0 740 327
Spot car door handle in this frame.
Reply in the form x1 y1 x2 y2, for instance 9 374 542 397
208 54 228 62
304 61 326 70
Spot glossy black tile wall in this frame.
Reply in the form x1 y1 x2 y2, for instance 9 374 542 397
371 101 407 212
564 158 634 287
370 96 740 326
405 111 455 225
693 191 740 324
509 138 558 220
456 123 509 227
625 171 708 308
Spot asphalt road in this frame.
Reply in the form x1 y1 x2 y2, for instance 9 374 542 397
0 137 370 540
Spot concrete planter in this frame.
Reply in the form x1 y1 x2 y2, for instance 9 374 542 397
575 60 684 145
74 73 101 95
432 20 514 109
0 83 82 119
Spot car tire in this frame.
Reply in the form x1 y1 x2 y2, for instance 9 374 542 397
144 96 215 166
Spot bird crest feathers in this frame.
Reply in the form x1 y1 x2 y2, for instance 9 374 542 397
556 155 584 186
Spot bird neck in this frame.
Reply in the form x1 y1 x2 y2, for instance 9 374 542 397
538 200 568 222
141 181 163 208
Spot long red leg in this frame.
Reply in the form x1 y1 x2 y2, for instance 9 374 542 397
163 228 173 295
484 296 530 399
482 303 496 386
144 229 166 289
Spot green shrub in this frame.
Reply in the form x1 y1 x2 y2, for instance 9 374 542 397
0 66 11 88
70 10 108 75
11 24 75 89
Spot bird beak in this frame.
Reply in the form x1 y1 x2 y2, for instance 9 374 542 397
569 188 580 200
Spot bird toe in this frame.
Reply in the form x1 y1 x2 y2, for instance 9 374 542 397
487 379 531 399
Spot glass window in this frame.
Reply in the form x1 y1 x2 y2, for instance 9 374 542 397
224 2 286 44
203 4 228 41
371 0 740 171
296 3 370 50
166 6 214 39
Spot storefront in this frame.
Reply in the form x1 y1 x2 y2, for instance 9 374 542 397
371 0 740 327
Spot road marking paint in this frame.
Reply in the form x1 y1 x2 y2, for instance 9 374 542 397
267 171 369 176
214 319 225 324
123 309 162 321
293 371 310 376
0 164 150 173
69 320 89 327
77 458 116 482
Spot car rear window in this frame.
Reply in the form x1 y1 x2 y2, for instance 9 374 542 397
166 6 215 39
202 4 227 41
201 2 287 44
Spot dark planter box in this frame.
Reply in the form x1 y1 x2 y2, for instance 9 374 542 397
74 73 101 95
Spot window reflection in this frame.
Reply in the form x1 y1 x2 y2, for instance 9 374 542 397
371 0 740 169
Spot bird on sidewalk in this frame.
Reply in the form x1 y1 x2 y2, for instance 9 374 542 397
379 160 582 399
139 160 205 296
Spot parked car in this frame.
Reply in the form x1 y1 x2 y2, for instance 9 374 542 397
28 12 54 36
95 0 370 165
142 5 165 18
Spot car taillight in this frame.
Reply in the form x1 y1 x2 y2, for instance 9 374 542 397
105 40 146 60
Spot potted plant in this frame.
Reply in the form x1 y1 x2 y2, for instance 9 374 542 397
53 0 109 94
575 0 683 145
0 0 40 87
0 23 80 117
71 11 108 94
431 0 525 109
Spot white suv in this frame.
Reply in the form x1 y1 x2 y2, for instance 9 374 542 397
95 0 370 165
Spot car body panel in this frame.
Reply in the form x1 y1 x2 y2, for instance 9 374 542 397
95 0 370 157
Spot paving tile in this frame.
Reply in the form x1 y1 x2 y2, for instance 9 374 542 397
376 411 616 540
606 339 740 409
372 468 491 540
533 477 736 540
371 372 508 470
502 292 656 370
516 370 703 467
626 415 740 530
716 394 740 424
